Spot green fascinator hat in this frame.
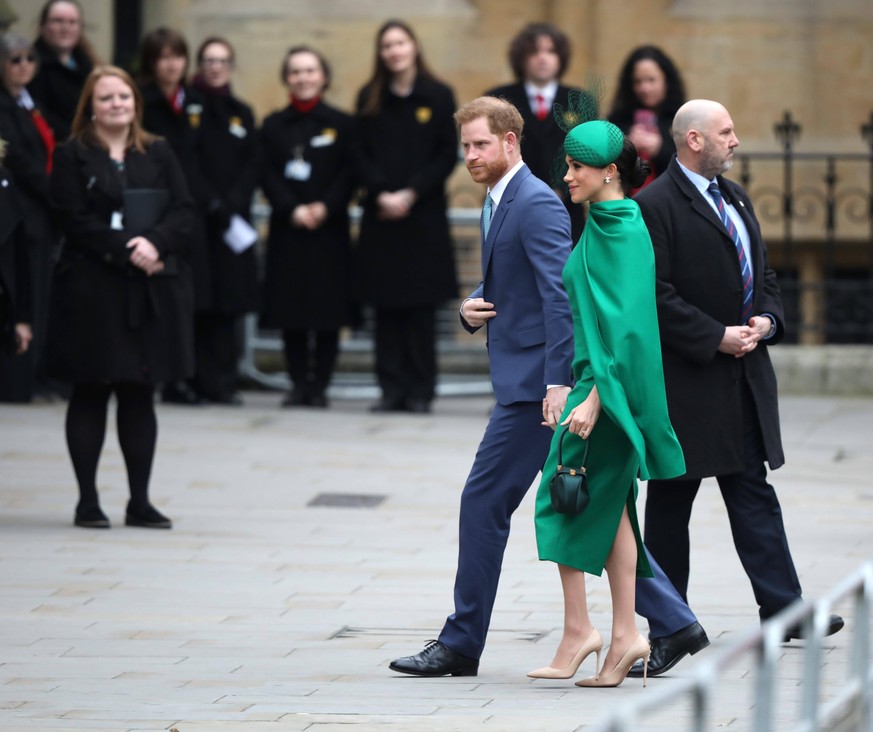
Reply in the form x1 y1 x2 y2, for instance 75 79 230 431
564 120 624 167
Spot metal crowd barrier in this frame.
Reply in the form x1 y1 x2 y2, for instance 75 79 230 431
591 560 873 732
239 205 494 398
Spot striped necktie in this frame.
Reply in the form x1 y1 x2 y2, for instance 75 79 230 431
708 182 753 323
482 193 494 241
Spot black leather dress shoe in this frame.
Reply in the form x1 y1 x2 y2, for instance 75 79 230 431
627 621 709 678
783 614 844 642
389 640 479 677
405 398 432 414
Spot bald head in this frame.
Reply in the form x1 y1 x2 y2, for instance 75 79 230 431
672 99 739 178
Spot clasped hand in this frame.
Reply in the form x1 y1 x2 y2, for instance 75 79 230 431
719 317 771 358
126 236 163 276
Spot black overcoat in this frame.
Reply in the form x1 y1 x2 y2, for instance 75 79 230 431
47 139 195 383
635 158 785 479
0 86 55 243
0 168 30 351
29 38 93 142
485 82 587 241
260 101 356 330
140 82 212 310
193 90 261 314
355 76 458 308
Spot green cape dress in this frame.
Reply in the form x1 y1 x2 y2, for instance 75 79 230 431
534 198 686 577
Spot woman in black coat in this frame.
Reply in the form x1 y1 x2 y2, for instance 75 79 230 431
29 0 99 141
608 46 686 191
49 66 195 530
260 46 356 408
0 32 58 401
183 37 261 405
0 156 32 357
355 19 459 414
137 27 211 405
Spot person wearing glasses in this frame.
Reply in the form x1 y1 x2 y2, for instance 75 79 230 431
30 0 100 141
0 31 58 402
186 37 261 405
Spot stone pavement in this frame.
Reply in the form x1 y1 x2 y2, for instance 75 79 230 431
1 392 872 732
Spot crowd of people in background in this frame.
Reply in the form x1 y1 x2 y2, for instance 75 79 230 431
0 2 689 413
0 1 691 527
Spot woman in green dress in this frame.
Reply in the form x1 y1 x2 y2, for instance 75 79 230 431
528 121 685 688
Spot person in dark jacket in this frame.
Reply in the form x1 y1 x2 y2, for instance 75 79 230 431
485 23 587 242
355 19 458 414
28 0 99 141
137 27 211 405
608 45 686 191
634 99 843 644
187 36 261 405
0 145 32 357
48 65 195 530
260 46 356 408
0 32 58 401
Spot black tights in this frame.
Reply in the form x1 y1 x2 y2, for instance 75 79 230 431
66 382 157 510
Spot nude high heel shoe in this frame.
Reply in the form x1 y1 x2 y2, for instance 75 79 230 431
527 628 603 679
575 634 650 688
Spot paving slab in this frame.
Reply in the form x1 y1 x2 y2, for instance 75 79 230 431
0 392 871 731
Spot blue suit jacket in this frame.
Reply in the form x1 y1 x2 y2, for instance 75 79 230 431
464 164 574 405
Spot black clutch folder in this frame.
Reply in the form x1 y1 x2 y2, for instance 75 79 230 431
123 188 176 275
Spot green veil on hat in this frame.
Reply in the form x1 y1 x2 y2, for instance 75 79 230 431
564 120 624 167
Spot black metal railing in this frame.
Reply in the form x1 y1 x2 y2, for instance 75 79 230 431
733 111 873 343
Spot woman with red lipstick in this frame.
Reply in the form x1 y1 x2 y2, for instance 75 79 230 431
530 121 685 688
354 19 458 414
260 46 356 408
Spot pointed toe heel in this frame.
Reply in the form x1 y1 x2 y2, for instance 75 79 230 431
575 634 650 688
527 628 603 680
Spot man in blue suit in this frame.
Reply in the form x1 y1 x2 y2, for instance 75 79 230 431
389 96 708 678
389 96 574 677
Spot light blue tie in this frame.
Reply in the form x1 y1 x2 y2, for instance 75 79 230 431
708 182 753 323
482 194 494 241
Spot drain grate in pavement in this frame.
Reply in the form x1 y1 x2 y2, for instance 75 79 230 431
307 492 387 508
329 626 549 643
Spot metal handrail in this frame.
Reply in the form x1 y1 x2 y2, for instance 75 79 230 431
590 560 873 732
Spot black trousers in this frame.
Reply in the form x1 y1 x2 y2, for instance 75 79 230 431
282 328 339 395
374 306 437 404
192 311 240 400
645 384 803 620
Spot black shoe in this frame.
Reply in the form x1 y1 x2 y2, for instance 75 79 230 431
281 387 310 407
162 381 207 405
308 392 329 408
206 391 243 406
627 621 709 678
74 501 110 529
782 614 844 642
125 502 173 529
389 640 479 677
369 397 405 413
405 398 432 414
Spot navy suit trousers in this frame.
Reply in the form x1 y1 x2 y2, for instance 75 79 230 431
438 400 699 658
439 401 550 659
